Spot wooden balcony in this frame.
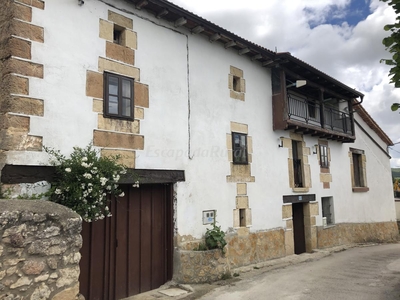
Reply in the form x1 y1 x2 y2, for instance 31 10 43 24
286 93 354 142
272 67 358 143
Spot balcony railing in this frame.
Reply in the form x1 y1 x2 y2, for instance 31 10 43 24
287 93 353 135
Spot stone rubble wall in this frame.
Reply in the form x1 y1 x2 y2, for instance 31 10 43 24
317 221 399 249
0 200 82 300
175 228 285 283
175 222 398 284
175 249 230 284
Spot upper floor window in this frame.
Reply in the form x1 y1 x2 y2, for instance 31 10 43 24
232 132 248 164
104 72 134 120
292 140 303 187
350 148 369 192
113 24 125 45
319 144 329 168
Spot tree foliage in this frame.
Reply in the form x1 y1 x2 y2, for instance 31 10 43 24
381 0 400 110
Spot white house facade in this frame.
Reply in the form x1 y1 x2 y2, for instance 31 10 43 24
0 0 397 299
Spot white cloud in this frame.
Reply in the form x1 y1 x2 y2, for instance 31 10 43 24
170 0 400 166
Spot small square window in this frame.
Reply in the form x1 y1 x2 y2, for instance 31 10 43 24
113 25 125 45
319 144 329 168
104 72 134 120
233 76 241 92
232 132 248 164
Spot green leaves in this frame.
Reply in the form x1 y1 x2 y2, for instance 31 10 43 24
391 103 400 111
381 0 400 89
205 223 227 251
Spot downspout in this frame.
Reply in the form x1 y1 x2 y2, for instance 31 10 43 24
352 95 364 106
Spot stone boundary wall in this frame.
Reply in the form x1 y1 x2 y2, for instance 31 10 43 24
175 228 286 283
175 222 398 283
0 200 82 300
317 221 398 249
174 249 229 283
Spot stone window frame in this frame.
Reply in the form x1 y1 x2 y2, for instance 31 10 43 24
317 140 332 189
228 66 246 101
232 132 248 165
104 72 135 120
282 133 311 193
349 148 369 192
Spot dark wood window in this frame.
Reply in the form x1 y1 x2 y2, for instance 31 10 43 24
232 132 248 164
319 144 329 168
352 153 363 187
292 140 303 187
350 148 368 192
104 72 134 120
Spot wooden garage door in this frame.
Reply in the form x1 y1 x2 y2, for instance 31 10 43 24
79 184 173 300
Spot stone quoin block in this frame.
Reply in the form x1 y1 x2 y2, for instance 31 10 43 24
101 149 136 168
98 57 140 80
106 41 135 65
93 130 144 150
134 82 149 108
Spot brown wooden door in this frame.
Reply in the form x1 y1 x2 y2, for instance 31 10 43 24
292 203 306 254
79 184 173 300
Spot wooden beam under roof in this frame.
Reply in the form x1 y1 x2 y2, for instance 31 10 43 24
262 59 275 67
156 8 168 18
191 25 204 34
174 17 187 27
136 0 148 9
209 33 221 42
239 47 250 55
224 40 236 48
251 53 262 61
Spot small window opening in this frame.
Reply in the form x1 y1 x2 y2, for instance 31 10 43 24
233 76 241 92
322 197 334 226
239 209 246 227
113 25 124 45
292 140 303 187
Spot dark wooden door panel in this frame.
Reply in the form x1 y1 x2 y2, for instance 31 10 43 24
152 185 166 289
115 192 129 300
292 203 306 254
128 187 141 296
79 184 173 300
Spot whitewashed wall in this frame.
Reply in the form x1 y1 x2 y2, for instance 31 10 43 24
9 0 396 239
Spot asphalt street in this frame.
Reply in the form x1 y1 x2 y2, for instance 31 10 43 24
199 243 400 300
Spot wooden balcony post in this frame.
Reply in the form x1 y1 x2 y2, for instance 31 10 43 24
319 89 325 129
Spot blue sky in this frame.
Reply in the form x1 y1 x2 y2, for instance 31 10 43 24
170 0 399 166
306 0 372 28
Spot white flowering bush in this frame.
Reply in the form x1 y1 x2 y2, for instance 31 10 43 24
45 144 138 222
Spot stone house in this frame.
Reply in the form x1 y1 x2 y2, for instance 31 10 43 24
0 0 397 299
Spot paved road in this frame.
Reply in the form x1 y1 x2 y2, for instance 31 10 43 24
199 244 400 300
